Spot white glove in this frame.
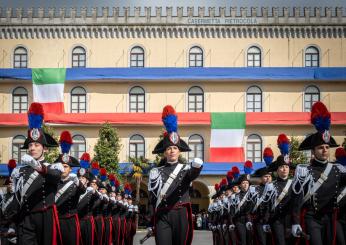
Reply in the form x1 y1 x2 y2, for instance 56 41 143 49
86 186 95 193
110 196 116 203
96 191 103 199
102 193 109 202
7 228 15 234
70 174 79 185
229 224 235 231
263 224 271 233
50 162 64 172
191 158 203 168
21 154 41 171
246 222 253 231
291 224 302 237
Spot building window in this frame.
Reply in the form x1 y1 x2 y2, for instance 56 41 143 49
305 46 319 67
188 134 204 162
71 87 86 113
72 46 86 68
246 134 262 163
188 86 204 112
246 86 262 112
189 46 203 67
129 86 145 112
13 47 28 68
304 85 320 112
12 87 28 113
130 46 144 67
247 46 261 67
12 135 26 163
129 134 145 159
70 135 86 159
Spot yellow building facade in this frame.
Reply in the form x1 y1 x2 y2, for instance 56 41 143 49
1 6 346 212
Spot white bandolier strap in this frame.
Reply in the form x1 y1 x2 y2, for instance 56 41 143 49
21 171 40 203
236 191 249 213
155 163 184 209
273 179 292 209
55 180 74 202
1 196 14 213
303 163 333 204
337 187 346 204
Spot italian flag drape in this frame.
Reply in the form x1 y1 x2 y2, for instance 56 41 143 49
209 112 246 162
32 68 66 113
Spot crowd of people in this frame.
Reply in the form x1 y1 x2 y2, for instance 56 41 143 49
207 102 346 245
1 101 346 245
0 103 138 245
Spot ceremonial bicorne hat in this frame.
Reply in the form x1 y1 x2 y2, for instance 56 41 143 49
54 131 80 167
299 102 338 151
270 134 293 171
22 103 58 149
152 105 191 154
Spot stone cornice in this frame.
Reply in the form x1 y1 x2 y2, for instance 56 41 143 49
1 25 345 39
1 7 345 39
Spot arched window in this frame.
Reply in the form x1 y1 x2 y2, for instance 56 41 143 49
129 134 145 159
72 46 86 68
70 135 86 159
130 46 144 67
189 188 202 198
12 87 28 113
247 46 261 67
71 87 86 113
188 134 204 162
188 86 204 112
12 135 26 162
129 86 145 112
13 47 28 68
246 134 262 163
189 46 203 67
305 46 319 67
246 86 262 112
304 85 320 112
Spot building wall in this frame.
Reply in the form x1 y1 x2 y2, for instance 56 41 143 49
1 81 346 114
1 37 346 68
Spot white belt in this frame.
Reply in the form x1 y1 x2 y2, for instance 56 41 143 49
303 163 333 204
155 163 183 209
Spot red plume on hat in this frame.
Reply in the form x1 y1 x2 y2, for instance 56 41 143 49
8 159 16 176
214 183 220 191
91 161 100 176
80 152 91 169
100 168 107 181
311 101 331 133
220 178 227 187
263 147 274 166
232 166 240 179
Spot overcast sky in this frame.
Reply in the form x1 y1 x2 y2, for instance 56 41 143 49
1 0 345 16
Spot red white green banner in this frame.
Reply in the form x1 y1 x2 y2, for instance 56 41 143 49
32 68 66 113
209 112 246 162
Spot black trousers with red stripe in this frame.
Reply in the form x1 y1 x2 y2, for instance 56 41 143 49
94 216 104 245
80 216 95 245
59 214 81 245
112 216 121 245
17 206 61 245
155 206 190 245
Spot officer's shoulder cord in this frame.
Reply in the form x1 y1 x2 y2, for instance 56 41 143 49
148 168 163 198
292 164 314 196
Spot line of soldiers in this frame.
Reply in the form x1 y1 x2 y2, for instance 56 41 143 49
0 102 138 245
208 101 346 245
